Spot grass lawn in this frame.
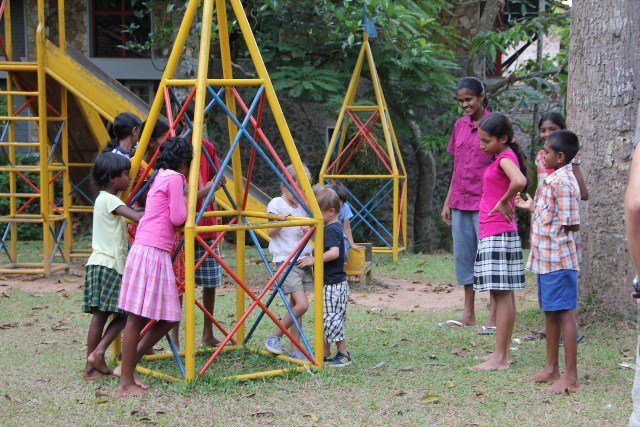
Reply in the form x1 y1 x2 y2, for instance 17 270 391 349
0 245 637 425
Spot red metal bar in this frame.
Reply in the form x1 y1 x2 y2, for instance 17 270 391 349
326 110 380 173
198 229 318 375
241 90 265 211
231 88 307 205
163 87 176 137
345 111 392 173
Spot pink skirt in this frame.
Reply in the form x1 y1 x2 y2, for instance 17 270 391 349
118 244 182 322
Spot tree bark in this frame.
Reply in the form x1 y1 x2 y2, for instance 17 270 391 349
469 0 504 76
566 0 640 317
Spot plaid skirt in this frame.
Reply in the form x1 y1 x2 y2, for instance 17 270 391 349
118 244 182 322
83 265 124 314
195 240 222 288
473 231 525 292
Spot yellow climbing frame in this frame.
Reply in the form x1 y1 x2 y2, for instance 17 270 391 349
124 0 324 382
319 33 408 262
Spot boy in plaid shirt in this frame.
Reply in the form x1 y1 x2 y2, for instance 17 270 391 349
516 130 581 394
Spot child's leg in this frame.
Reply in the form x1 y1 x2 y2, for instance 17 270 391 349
84 311 110 379
201 287 218 346
170 322 180 351
87 314 126 374
274 291 309 338
525 311 561 382
546 310 580 394
336 339 348 355
116 313 149 397
136 320 179 360
487 292 497 327
472 290 513 371
323 341 331 359
462 284 476 325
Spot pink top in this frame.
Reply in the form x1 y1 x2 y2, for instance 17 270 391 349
479 149 520 239
134 169 188 252
446 109 494 211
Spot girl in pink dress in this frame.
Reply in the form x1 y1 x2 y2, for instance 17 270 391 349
116 137 211 397
471 113 528 371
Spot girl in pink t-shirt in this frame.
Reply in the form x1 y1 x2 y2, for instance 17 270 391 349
472 113 527 371
116 137 212 397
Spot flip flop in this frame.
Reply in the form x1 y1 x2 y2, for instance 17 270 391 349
478 326 496 335
438 320 476 328
560 333 584 347
524 331 546 341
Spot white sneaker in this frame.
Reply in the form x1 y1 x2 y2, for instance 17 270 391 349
265 335 282 354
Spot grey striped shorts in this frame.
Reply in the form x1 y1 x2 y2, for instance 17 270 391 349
323 280 349 343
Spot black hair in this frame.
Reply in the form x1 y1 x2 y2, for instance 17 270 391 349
102 112 142 154
92 152 131 188
156 137 193 171
456 76 489 108
479 113 528 188
331 184 348 203
538 112 566 130
142 118 185 143
547 130 580 164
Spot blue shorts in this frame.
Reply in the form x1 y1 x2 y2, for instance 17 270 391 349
537 269 578 312
451 209 479 285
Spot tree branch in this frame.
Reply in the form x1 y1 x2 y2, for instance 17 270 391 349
488 69 562 94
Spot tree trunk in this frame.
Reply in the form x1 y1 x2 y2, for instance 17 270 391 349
566 0 640 317
469 0 504 76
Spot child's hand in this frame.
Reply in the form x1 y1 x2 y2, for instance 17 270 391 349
300 225 310 234
515 192 534 212
296 256 314 268
351 244 365 251
441 204 451 226
489 200 515 222
280 212 292 221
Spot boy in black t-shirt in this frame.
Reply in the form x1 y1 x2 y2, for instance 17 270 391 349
297 185 351 367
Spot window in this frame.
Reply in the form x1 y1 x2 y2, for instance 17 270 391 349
92 0 151 58
125 81 156 105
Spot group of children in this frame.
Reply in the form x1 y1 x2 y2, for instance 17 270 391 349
82 113 359 396
82 74 585 397
441 77 584 394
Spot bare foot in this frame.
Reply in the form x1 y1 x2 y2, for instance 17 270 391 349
202 336 221 347
545 376 580 394
116 383 149 397
478 352 513 364
83 368 107 381
525 368 560 383
112 366 149 390
87 351 112 375
471 358 510 371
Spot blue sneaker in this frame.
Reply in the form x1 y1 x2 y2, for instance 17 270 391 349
287 349 307 360
265 335 282 354
326 352 351 367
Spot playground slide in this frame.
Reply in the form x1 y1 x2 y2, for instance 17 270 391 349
15 42 272 239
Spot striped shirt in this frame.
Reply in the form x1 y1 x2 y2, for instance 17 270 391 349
527 164 580 274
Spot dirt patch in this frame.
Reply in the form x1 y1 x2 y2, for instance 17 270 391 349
348 275 489 312
0 266 85 293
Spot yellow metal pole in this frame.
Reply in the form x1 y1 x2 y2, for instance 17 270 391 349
219 0 246 343
319 41 366 184
124 0 200 199
229 0 324 365
183 0 215 382
36 1 51 274
58 0 71 269
4 0 17 266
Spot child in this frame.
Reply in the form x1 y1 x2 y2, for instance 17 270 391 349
298 185 351 367
332 185 364 258
116 137 212 397
102 112 142 159
439 77 497 332
471 113 527 371
264 164 314 359
516 130 581 394
83 153 143 380
525 112 588 342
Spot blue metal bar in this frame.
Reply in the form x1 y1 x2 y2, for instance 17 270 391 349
69 173 95 206
0 223 13 261
47 122 65 164
165 333 185 378
350 186 394 238
128 170 159 208
206 86 312 217
48 220 67 266
341 182 393 247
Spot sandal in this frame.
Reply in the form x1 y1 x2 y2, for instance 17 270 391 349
478 326 496 335
438 320 476 328
524 331 546 341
